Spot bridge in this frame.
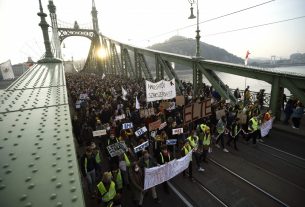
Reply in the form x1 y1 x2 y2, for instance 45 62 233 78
1 0 305 206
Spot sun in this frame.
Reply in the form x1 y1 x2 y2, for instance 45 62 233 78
97 47 107 59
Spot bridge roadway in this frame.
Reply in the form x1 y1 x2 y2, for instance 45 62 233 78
1 63 305 207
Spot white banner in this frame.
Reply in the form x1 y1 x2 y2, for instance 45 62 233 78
260 117 275 137
0 60 15 80
172 128 183 135
107 141 128 157
92 130 107 137
145 79 176 102
134 141 149 153
122 122 133 130
144 151 192 190
115 114 126 121
135 126 147 137
79 93 88 100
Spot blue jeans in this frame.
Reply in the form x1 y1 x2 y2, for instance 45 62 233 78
86 169 96 194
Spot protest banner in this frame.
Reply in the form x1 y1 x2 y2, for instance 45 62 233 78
145 79 176 102
144 151 192 190
260 117 275 137
159 122 167 130
92 130 107 137
172 128 183 135
106 141 128 157
115 114 126 121
166 139 177 145
176 96 185 106
135 126 147 137
149 119 161 131
216 109 226 120
134 141 149 153
122 122 133 130
140 108 155 118
183 99 212 125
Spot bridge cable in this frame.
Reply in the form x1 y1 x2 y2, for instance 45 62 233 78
137 0 275 42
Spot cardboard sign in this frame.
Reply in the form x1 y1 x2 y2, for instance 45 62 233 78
107 141 128 157
159 122 167 130
166 139 177 145
183 99 212 125
183 104 193 125
122 122 133 130
216 109 226 120
172 128 183 135
135 126 148 137
115 114 126 121
140 108 155 118
134 141 149 153
176 96 185 106
92 130 107 137
149 119 161 131
201 99 212 117
237 112 247 124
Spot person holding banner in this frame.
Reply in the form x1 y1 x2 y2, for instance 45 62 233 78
138 151 161 205
215 116 229 153
181 140 194 181
157 145 173 194
226 118 242 151
187 131 205 172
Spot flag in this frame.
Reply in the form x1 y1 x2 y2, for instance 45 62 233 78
245 50 250 65
122 87 127 100
102 73 105 79
136 96 140 109
0 60 15 80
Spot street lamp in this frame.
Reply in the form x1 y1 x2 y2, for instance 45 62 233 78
188 0 201 58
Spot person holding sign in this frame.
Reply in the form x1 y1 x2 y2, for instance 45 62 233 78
157 145 173 194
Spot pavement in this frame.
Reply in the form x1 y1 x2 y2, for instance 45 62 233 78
272 112 305 138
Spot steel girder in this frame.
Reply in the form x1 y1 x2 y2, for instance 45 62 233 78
57 28 95 43
121 47 135 78
109 42 122 76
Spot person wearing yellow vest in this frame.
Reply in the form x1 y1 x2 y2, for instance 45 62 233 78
111 167 123 193
201 126 211 163
181 140 194 181
80 147 98 198
157 145 172 194
247 116 260 144
187 131 205 172
119 153 131 188
97 171 118 207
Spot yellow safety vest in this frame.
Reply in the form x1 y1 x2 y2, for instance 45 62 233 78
160 152 171 164
97 181 116 203
203 133 211 146
123 153 130 167
95 151 101 164
200 124 208 132
182 145 192 161
114 169 123 190
187 136 198 148
248 117 259 131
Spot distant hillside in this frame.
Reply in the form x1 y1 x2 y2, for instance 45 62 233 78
148 36 243 65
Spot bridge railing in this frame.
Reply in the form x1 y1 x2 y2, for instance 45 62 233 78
57 19 93 30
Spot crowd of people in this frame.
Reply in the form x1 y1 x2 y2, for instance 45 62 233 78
66 73 303 207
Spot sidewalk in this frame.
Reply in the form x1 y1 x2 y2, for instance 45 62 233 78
272 113 305 138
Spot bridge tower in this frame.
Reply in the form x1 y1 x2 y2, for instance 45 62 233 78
91 0 99 33
48 0 62 59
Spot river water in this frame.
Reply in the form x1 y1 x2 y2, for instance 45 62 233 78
175 65 305 95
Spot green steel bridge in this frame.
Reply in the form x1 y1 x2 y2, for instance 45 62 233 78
1 0 304 206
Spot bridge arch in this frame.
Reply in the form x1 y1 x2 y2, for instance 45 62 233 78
57 28 96 43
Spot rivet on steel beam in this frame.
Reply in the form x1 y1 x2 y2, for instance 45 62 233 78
25 177 32 182
56 202 63 207
24 202 32 207
32 169 38 173
71 195 78 202
0 184 6 190
56 182 62 188
50 193 57 200
56 168 62 173
69 178 75 184
20 194 27 201
28 183 35 189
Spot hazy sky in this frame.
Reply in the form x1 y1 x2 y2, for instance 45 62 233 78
0 0 305 64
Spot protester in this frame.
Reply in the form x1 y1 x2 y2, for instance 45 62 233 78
157 145 173 193
291 101 304 129
215 116 229 152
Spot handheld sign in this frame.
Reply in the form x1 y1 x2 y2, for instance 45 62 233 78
150 131 157 138
172 128 183 135
134 141 149 153
115 114 126 121
92 130 107 137
159 122 167 130
149 119 161 131
166 139 177 145
79 93 88 100
107 141 128 157
135 126 148 137
122 122 133 130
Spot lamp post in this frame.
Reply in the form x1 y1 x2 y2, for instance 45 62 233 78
188 0 201 58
